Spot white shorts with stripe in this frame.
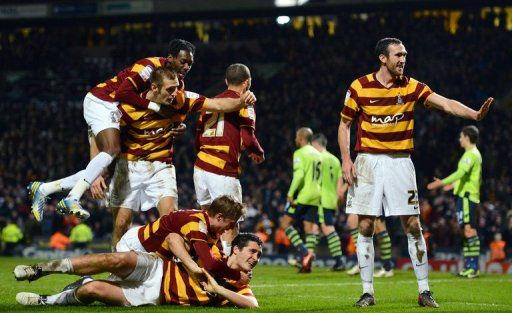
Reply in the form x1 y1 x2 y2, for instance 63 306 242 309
83 93 121 136
193 166 242 206
108 159 178 212
345 153 420 217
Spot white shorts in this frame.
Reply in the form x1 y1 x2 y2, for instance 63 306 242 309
116 226 146 252
109 159 178 212
345 153 419 216
193 166 242 206
113 252 163 306
83 93 121 136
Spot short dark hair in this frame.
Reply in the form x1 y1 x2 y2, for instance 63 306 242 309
226 64 251 86
312 133 327 147
231 233 262 255
207 195 247 222
375 37 403 58
461 125 479 144
168 39 195 57
150 67 177 88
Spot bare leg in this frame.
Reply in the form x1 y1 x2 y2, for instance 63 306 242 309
112 207 133 250
157 196 177 216
76 280 130 306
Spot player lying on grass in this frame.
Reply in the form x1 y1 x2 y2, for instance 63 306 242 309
14 233 262 308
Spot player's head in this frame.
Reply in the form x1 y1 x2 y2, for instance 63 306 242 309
375 37 407 77
207 196 247 234
166 39 195 81
229 233 262 272
460 125 479 148
225 63 251 92
149 67 179 106
295 127 313 147
312 133 327 151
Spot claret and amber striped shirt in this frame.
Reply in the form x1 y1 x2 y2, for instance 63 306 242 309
117 83 206 164
341 73 433 153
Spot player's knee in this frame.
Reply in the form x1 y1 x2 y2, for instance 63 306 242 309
76 281 101 299
406 218 421 238
105 252 131 270
280 216 292 229
114 214 131 232
104 144 120 157
358 219 374 237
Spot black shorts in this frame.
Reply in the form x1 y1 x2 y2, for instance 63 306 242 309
318 207 336 226
456 194 478 228
286 203 318 223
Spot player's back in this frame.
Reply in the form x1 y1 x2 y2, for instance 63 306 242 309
194 89 255 178
294 145 322 206
137 209 218 259
89 57 167 102
320 150 342 210
453 147 482 203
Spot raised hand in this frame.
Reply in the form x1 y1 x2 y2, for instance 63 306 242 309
475 97 494 121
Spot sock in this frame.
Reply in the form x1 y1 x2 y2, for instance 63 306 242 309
327 231 343 264
466 235 480 270
377 231 393 271
407 233 429 293
285 226 308 256
221 240 232 256
60 170 86 190
38 258 74 274
357 234 374 295
305 233 319 253
46 289 82 305
68 152 113 200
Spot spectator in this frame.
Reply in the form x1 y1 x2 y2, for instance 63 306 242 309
70 221 94 249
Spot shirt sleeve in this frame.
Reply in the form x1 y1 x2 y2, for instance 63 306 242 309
442 153 473 185
415 81 433 108
179 217 209 243
238 105 256 129
340 81 360 122
184 90 207 112
287 151 305 198
114 61 156 109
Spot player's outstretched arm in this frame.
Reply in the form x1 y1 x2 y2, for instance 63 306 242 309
200 269 259 309
425 93 494 121
204 91 256 113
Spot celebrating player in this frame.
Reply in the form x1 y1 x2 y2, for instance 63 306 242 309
427 125 482 278
14 233 262 308
194 63 265 254
339 37 493 308
27 39 256 221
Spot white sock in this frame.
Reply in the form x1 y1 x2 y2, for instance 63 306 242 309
67 152 113 200
40 181 63 196
357 234 374 295
39 258 74 274
46 289 82 305
221 240 232 256
407 233 430 293
60 170 86 190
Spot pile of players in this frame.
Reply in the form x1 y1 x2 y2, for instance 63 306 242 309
18 39 266 308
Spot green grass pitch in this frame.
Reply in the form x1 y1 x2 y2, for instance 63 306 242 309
1 257 511 312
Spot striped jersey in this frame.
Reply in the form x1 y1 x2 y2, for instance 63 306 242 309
90 57 167 105
118 85 206 164
194 89 256 178
160 257 254 306
341 73 433 153
137 210 220 260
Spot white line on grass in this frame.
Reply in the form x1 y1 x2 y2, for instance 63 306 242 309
252 278 512 288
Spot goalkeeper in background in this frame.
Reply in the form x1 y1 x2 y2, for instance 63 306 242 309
427 125 482 278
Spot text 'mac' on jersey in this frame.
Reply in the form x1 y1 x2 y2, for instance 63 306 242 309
341 73 433 153
160 257 254 306
89 57 167 102
117 86 206 164
194 89 255 178
137 209 219 260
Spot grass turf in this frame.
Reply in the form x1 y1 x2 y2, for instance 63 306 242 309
1 257 511 312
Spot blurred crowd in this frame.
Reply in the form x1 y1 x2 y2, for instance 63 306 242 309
1 8 512 260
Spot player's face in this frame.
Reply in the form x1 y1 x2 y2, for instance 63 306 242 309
234 241 262 272
153 77 179 105
459 132 469 148
167 50 194 80
294 132 301 147
383 44 407 77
